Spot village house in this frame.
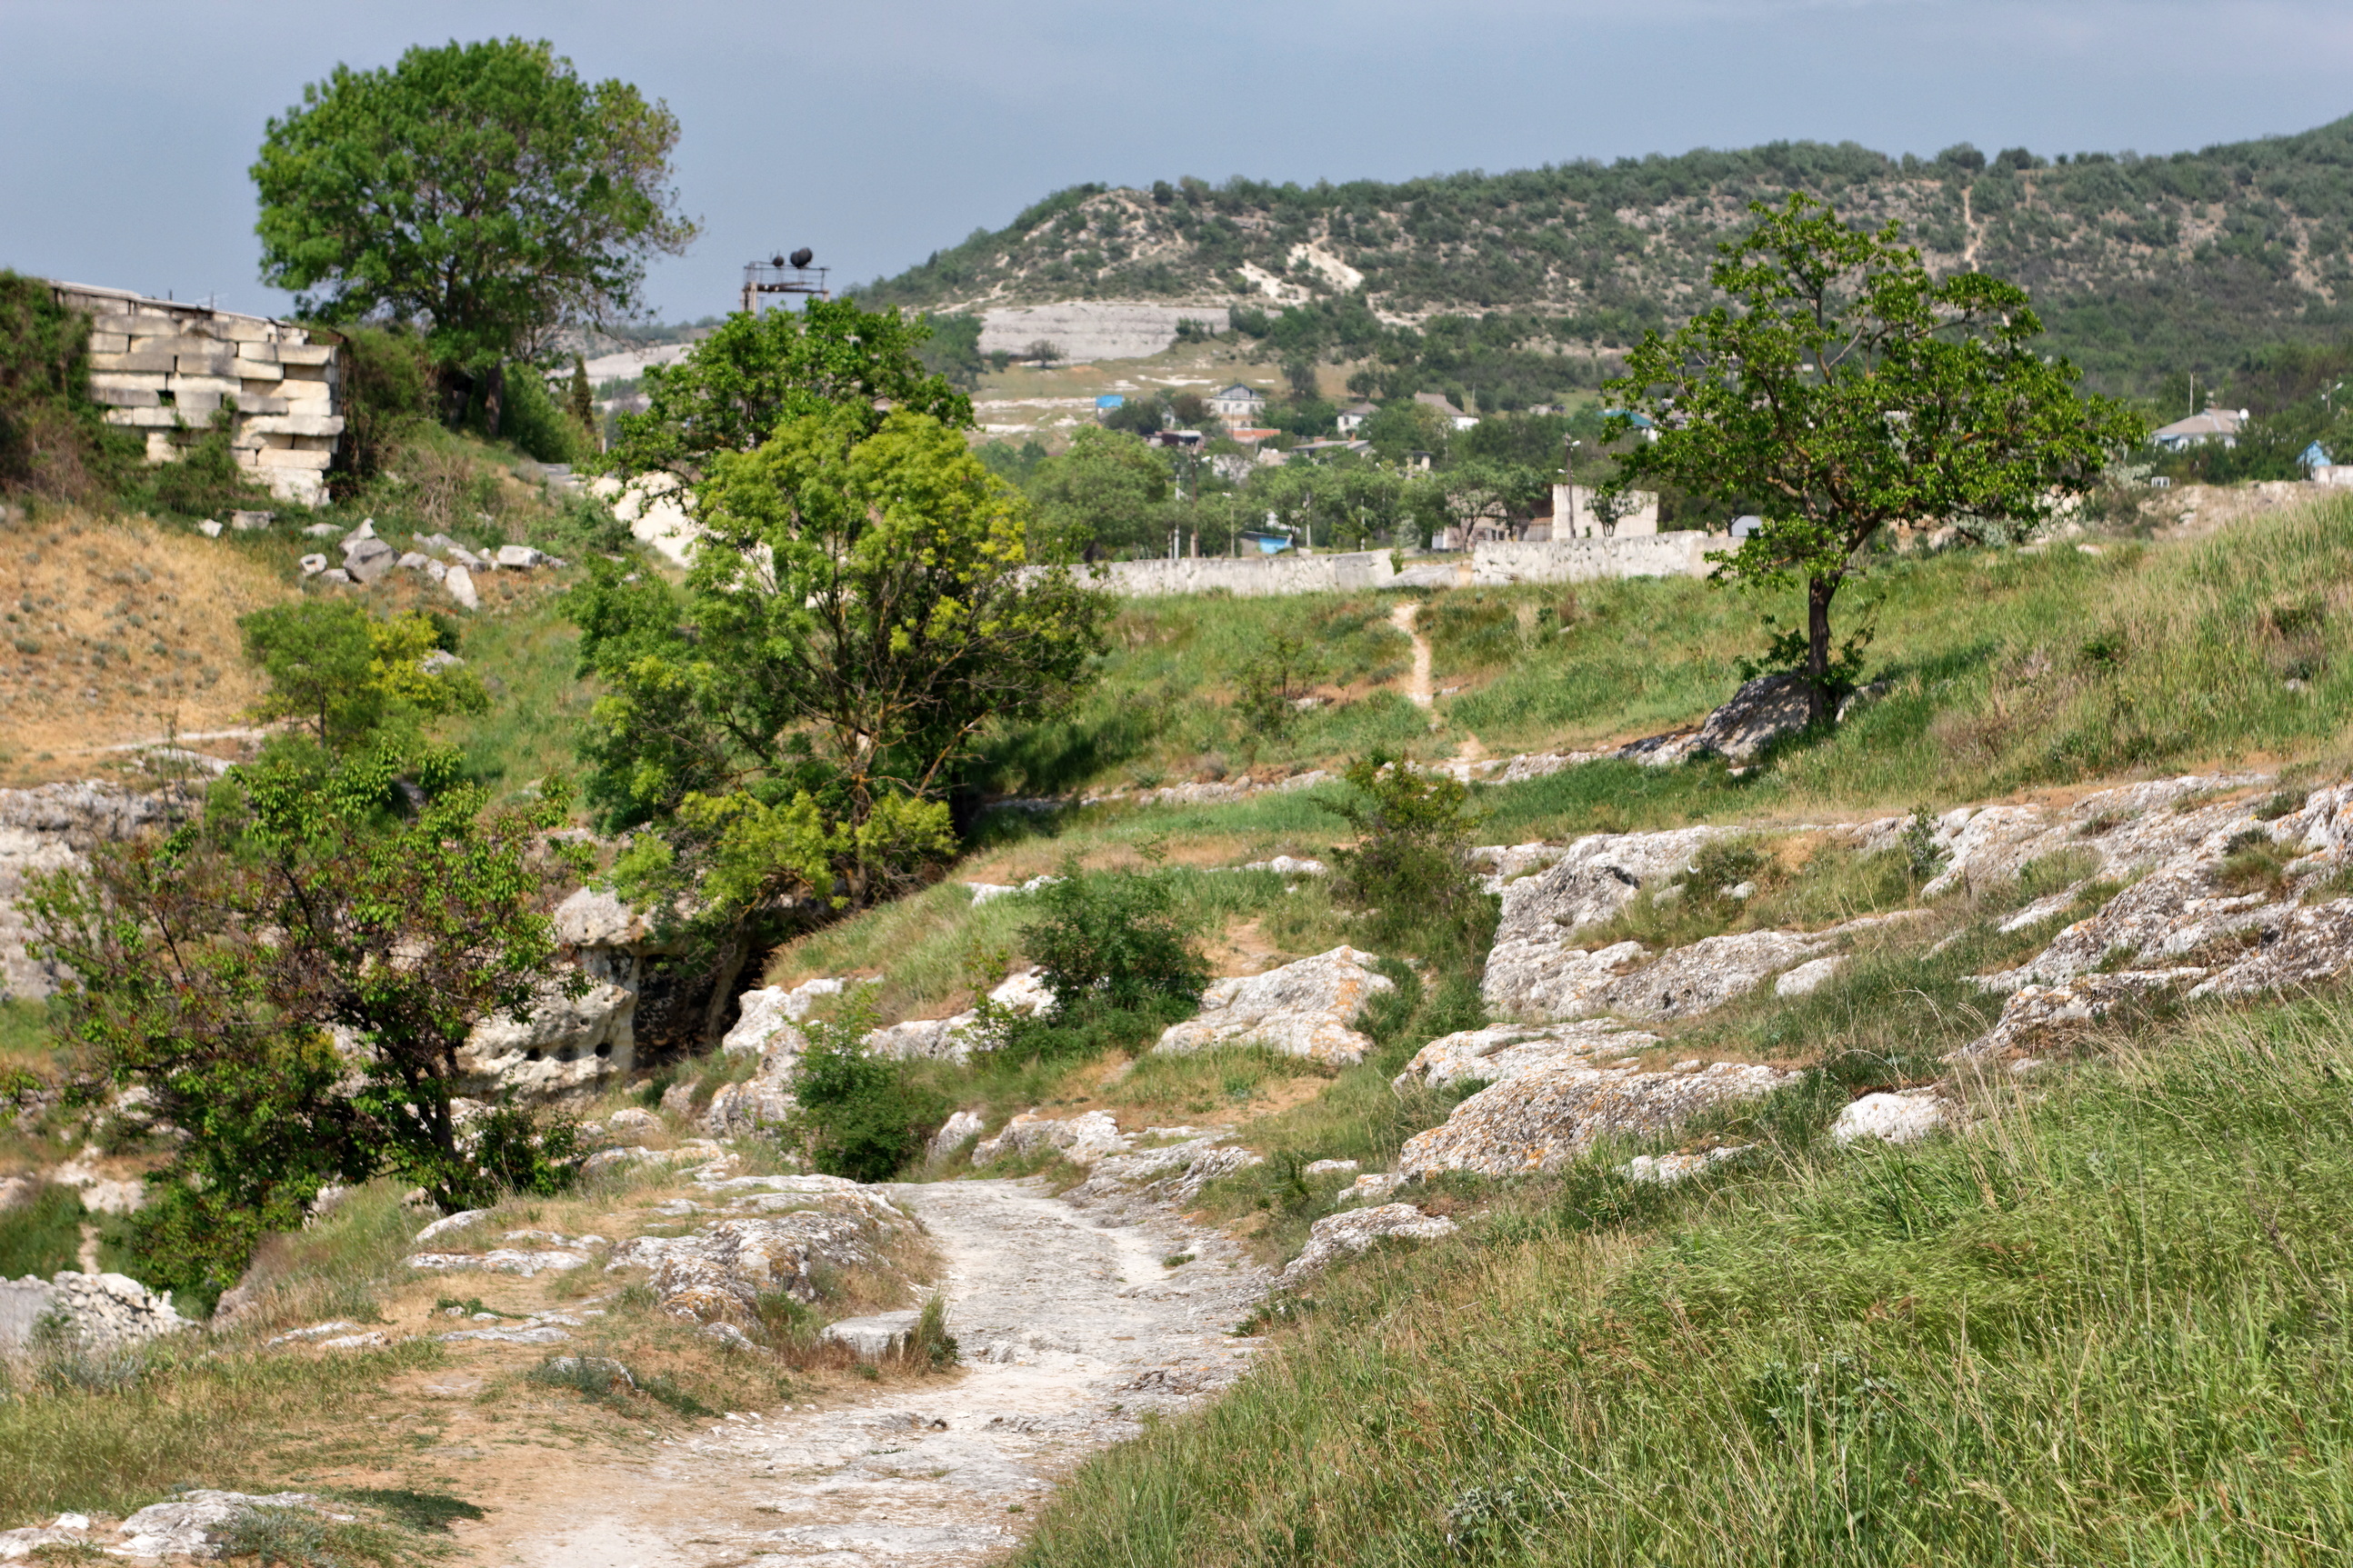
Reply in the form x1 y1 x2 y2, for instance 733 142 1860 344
1206 382 1267 420
1335 400 1377 434
1415 391 1479 430
2152 407 2248 450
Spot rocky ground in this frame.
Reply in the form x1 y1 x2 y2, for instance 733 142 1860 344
451 1178 1266 1568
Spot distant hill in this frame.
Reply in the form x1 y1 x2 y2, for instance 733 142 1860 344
856 116 2353 395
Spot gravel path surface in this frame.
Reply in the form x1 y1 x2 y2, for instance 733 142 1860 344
492 1176 1268 1567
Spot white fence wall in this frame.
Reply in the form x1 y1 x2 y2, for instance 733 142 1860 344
1094 534 1718 598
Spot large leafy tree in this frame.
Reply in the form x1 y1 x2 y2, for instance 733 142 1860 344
1027 426 1173 555
607 299 972 476
1604 194 2144 720
252 37 696 430
569 408 1109 936
32 754 588 1298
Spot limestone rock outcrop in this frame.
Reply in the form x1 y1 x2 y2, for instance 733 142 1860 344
1274 1203 1457 1287
1154 946 1395 1066
1393 1020 1658 1092
1397 1061 1793 1178
0 783 171 1001
606 1180 911 1322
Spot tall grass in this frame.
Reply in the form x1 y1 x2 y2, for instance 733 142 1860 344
1016 995 2353 1566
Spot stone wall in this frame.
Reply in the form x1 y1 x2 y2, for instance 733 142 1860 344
1095 550 1407 598
53 281 346 507
1470 531 1717 586
1093 534 1716 599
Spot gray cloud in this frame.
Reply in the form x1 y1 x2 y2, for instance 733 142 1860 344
2 0 2347 322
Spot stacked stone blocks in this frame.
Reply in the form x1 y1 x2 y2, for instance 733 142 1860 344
55 281 346 507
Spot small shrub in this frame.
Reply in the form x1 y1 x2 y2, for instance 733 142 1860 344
1322 753 1488 954
1021 865 1210 1017
783 1000 952 1183
1232 632 1320 738
1899 804 1944 880
2218 830 2294 897
2255 789 2310 822
906 1294 959 1370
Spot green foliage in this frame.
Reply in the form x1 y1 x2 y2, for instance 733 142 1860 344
914 312 985 389
0 1182 85 1279
1322 754 1488 950
253 37 695 373
326 1488 485 1534
783 1001 951 1183
29 757 590 1297
571 409 1108 940
486 357 588 464
1026 425 1173 555
330 325 436 486
0 271 140 506
1232 632 1319 738
1019 864 1211 1019
1608 193 2144 717
239 602 486 755
608 299 971 475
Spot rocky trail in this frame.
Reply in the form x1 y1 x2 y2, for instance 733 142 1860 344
469 1178 1267 1567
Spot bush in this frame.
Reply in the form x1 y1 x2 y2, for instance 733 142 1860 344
491 362 588 466
0 270 136 505
1021 864 1211 1016
332 325 435 486
783 1002 952 1183
1322 753 1489 954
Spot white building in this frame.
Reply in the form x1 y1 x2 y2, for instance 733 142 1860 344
1415 391 1479 431
1207 382 1267 420
2152 407 2248 450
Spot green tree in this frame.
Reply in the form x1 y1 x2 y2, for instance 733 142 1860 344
1604 194 2144 720
783 998 951 1182
566 353 598 445
240 602 486 754
1027 425 1174 556
30 754 589 1298
252 37 696 434
1361 399 1457 465
568 409 1109 934
608 299 971 476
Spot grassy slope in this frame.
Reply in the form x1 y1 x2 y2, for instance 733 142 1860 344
984 495 2353 834
1017 998 2353 1566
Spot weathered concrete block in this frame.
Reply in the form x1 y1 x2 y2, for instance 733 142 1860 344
89 332 129 354
234 396 290 419
88 350 177 375
243 414 344 438
88 385 160 407
175 352 237 377
167 375 243 398
104 407 184 428
255 445 333 470
236 358 285 382
220 317 278 342
277 344 336 366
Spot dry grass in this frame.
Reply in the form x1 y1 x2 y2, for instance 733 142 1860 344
0 511 295 781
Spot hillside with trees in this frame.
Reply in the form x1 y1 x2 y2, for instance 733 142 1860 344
856 115 2353 397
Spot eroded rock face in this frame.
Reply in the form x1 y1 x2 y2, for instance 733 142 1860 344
1273 1203 1457 1287
606 1184 910 1322
0 783 172 1001
1393 1020 1659 1092
1397 1061 1794 1178
457 979 636 1099
973 1109 1130 1166
1481 829 1719 1016
1154 945 1395 1066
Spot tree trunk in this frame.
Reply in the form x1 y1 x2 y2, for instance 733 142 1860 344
1806 574 1836 725
440 365 475 428
699 923 753 1047
482 361 506 441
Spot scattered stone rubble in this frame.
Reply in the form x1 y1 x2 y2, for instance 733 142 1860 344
0 1270 193 1353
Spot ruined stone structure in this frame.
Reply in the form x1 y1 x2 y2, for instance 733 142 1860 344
52 281 345 507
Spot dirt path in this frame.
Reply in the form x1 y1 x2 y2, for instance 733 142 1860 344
472 1178 1266 1567
1391 600 1434 707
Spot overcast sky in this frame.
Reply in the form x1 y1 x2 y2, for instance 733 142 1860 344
5 1 2351 324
